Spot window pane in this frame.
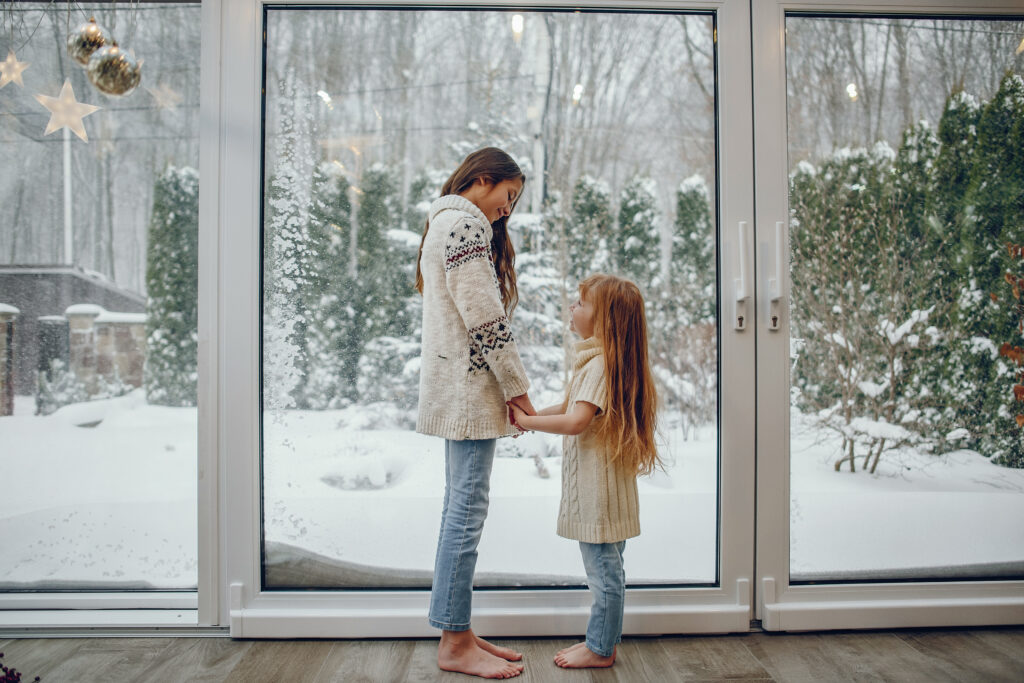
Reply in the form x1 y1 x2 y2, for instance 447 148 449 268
0 3 200 590
261 8 719 589
786 14 1024 581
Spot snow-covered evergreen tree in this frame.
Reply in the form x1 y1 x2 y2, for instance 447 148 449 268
144 165 199 407
614 175 661 291
565 175 612 282
671 175 715 324
648 174 716 437
302 162 355 408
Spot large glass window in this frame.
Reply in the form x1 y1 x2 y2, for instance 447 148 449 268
785 14 1024 582
0 3 200 591
260 7 719 589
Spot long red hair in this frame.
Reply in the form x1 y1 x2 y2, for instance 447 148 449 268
414 147 524 313
579 274 660 476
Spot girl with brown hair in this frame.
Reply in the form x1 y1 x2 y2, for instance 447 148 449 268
416 147 535 679
509 273 660 669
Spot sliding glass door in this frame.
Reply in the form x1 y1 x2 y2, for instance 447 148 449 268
220 0 755 637
754 0 1024 630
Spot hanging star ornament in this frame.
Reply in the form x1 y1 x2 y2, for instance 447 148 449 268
0 50 30 88
35 79 101 142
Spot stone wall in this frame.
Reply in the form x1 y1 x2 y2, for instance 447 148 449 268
66 305 147 395
0 304 17 416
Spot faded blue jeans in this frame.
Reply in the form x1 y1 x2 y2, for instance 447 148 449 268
428 438 496 631
579 540 627 657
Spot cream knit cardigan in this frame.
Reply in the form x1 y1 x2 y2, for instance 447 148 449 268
557 336 641 544
416 195 530 440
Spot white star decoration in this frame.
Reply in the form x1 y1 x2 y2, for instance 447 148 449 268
35 79 101 143
0 50 30 88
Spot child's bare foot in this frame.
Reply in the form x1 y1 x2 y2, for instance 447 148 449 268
553 643 615 668
475 633 523 661
438 630 524 679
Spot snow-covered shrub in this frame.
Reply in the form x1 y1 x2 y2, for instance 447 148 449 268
36 359 89 416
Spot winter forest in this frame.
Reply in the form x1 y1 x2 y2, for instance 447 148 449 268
2 4 1024 590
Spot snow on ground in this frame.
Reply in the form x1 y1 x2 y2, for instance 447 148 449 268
2 396 1023 589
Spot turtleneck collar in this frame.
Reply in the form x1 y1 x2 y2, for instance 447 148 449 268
572 335 602 372
429 194 492 230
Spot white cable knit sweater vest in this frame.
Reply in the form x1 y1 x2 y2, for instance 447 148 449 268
416 195 530 440
557 336 641 544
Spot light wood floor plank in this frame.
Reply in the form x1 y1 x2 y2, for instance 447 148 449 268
895 628 1024 683
34 637 176 683
745 631 970 683
657 633 771 680
513 637 592 683
223 640 335 683
313 638 416 682
1 636 87 682
133 637 253 683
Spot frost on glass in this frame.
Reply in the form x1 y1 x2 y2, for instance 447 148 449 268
786 16 1024 581
260 9 719 588
0 4 201 589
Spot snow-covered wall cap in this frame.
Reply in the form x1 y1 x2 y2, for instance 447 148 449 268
95 311 147 324
65 304 106 317
38 315 67 322
509 213 542 231
0 303 20 315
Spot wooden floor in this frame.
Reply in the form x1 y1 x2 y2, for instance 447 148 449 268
2 627 1023 682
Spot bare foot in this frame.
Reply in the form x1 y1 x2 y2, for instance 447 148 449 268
553 643 615 669
554 641 587 658
438 630 524 679
475 633 523 661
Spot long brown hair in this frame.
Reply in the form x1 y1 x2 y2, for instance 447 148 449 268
579 274 660 476
414 147 525 313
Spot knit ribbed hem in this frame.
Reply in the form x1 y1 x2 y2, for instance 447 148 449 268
557 519 641 544
501 375 530 402
416 414 519 441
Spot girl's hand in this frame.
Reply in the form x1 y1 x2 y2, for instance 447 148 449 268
509 393 536 416
508 402 530 431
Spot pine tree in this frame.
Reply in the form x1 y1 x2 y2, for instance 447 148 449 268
144 165 199 407
565 175 612 282
614 175 661 292
671 175 715 325
302 162 355 408
648 174 716 438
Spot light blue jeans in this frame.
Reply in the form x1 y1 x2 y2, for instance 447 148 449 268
428 438 496 631
579 540 627 657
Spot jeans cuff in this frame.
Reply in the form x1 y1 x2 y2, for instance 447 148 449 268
585 639 615 658
429 617 471 632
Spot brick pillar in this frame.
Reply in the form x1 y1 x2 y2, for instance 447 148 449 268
0 305 18 416
66 304 103 395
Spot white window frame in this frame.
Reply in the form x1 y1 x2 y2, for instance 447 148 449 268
751 0 1024 632
0 0 218 630
216 0 757 637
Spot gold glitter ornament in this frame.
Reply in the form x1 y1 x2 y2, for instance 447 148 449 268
67 17 109 67
87 43 142 97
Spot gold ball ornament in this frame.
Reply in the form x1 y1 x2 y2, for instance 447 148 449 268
87 43 142 97
67 17 109 66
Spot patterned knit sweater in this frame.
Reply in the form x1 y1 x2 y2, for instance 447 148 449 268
416 195 530 440
557 336 641 544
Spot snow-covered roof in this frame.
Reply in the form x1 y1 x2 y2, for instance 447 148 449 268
95 311 147 324
0 303 20 315
65 304 106 316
